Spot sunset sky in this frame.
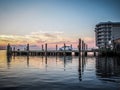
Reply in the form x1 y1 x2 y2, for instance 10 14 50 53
0 0 120 49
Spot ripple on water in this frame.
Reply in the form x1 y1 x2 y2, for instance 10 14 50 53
0 51 120 90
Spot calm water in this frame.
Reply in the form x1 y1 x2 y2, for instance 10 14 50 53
0 50 120 90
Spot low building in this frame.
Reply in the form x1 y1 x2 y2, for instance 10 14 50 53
59 46 72 51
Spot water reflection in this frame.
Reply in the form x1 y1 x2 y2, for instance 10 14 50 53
6 55 120 79
6 55 12 69
3 52 120 89
78 56 86 81
78 56 82 81
27 56 29 67
96 56 120 82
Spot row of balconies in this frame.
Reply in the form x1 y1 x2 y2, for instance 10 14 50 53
97 35 111 38
96 35 111 38
97 32 111 34
97 30 111 34
97 40 110 42
97 33 111 36
96 42 110 45
95 26 111 31
96 24 112 28
97 34 111 36
97 37 111 40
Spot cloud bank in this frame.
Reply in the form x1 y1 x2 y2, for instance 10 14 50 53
0 31 95 49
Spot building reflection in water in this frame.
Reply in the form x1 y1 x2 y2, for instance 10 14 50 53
96 57 120 78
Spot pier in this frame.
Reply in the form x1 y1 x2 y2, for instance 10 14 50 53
10 49 98 56
7 38 98 57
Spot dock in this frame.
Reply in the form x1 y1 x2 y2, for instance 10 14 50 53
6 38 98 57
12 50 98 56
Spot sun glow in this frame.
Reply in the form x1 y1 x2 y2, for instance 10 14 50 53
0 31 95 49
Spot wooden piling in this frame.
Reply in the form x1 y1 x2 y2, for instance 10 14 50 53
27 44 29 56
45 43 47 56
83 43 85 55
78 38 81 56
56 45 58 51
56 45 58 56
82 40 83 51
82 40 84 55
64 43 66 56
7 43 12 56
42 44 44 51
27 44 29 51
13 47 15 56
71 44 72 51
86 44 87 50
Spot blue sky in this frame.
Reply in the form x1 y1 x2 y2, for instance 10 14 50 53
0 0 120 48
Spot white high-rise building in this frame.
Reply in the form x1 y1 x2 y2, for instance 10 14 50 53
95 21 120 48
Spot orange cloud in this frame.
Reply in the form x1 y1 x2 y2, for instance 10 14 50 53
0 32 95 49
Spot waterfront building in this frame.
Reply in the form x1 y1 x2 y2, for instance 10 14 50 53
95 21 120 49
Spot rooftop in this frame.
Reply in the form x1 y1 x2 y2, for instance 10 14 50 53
96 21 120 27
